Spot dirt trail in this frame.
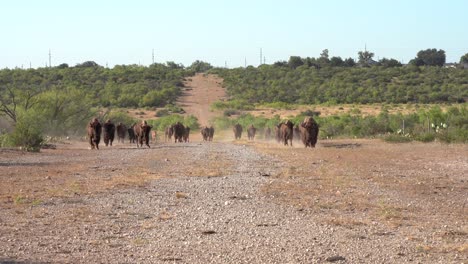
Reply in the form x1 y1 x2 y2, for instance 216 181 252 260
177 73 227 127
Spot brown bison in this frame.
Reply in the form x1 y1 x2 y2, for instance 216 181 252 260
202 126 214 141
172 122 185 143
264 127 271 141
183 127 190 142
87 118 102 150
233 124 243 140
116 122 127 143
128 124 136 143
133 121 152 148
247 125 256 140
103 119 116 147
299 117 319 148
201 126 210 141
207 126 214 141
280 120 294 146
165 125 174 142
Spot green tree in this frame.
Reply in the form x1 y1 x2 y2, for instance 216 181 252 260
343 58 356 67
288 56 304 69
358 50 375 66
460 53 468 64
189 60 213 73
412 49 446 66
330 56 344 67
378 58 402 68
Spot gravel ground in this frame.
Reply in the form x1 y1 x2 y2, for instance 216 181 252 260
0 141 466 263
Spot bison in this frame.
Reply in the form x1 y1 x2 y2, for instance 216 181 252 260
87 118 102 150
128 124 136 143
207 126 214 141
280 120 294 146
299 117 319 148
172 122 185 143
201 126 215 141
116 122 127 143
103 119 116 147
133 120 152 148
247 125 256 140
233 124 243 140
183 127 190 142
201 126 210 141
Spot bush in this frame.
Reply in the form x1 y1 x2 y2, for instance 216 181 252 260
415 133 435 142
155 109 170 117
223 109 240 117
9 112 45 152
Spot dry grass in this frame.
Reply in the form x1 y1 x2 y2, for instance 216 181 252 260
248 103 451 119
254 139 468 231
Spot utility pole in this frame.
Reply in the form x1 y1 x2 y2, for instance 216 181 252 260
263 56 266 65
48 49 52 67
245 57 247 68
225 61 227 68
152 49 155 64
29 62 32 69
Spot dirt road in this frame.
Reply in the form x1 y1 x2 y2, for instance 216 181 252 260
177 73 227 127
0 139 466 263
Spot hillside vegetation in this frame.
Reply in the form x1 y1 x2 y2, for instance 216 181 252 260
1 57 468 150
211 65 467 105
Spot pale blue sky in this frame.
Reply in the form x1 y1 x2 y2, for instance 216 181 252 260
1 0 467 68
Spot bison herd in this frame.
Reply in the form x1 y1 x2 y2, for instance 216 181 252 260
231 117 319 148
86 116 319 150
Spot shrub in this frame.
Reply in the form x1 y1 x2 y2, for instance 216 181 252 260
383 134 412 143
8 111 45 152
415 133 435 142
223 109 240 117
155 109 170 117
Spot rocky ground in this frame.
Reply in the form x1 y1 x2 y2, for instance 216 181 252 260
0 138 466 263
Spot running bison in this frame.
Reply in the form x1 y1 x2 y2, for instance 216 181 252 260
247 125 257 140
201 126 210 141
128 124 136 143
87 118 102 150
116 122 127 143
134 120 152 148
207 126 214 141
172 122 186 143
233 124 243 140
299 117 319 148
280 120 294 146
103 119 116 146
183 127 190 142
201 126 215 141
